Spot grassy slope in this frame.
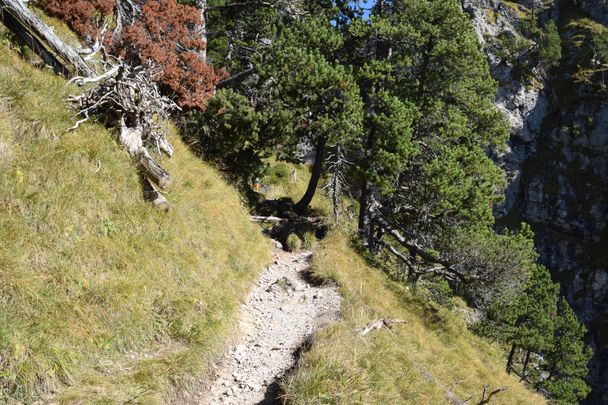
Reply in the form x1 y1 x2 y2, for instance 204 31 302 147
262 159 333 216
282 233 546 404
0 34 270 403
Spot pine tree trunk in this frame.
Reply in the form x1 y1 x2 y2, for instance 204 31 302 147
507 344 517 374
358 119 378 249
371 222 385 254
294 136 327 215
331 163 340 220
358 180 372 241
520 350 531 381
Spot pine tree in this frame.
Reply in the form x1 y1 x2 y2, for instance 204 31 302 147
355 81 419 246
486 264 557 376
331 0 512 300
255 18 364 214
538 298 592 404
203 0 285 83
445 224 538 308
180 89 266 184
483 265 591 403
538 20 562 70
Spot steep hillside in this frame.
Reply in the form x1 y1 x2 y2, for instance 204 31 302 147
463 1 608 401
0 32 270 403
0 3 592 404
282 233 545 405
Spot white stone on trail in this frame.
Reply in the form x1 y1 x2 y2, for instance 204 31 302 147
185 245 341 405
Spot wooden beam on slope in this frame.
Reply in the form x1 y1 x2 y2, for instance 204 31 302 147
0 0 94 77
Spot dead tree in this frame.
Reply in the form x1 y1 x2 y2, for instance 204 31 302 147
0 0 94 77
0 1 177 209
69 61 179 209
195 0 208 63
324 143 351 221
115 0 139 34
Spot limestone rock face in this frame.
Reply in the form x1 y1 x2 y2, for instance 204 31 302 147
525 96 608 404
462 0 547 218
463 1 608 402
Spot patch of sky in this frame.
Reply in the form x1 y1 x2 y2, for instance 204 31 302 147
360 0 375 19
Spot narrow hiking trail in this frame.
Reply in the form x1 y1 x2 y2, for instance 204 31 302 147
185 244 341 405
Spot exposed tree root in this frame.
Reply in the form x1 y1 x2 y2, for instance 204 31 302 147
68 61 179 208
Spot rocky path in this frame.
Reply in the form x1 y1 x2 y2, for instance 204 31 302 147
186 244 341 405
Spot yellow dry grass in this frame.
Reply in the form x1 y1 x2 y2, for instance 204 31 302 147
282 232 546 405
0 33 270 403
262 159 333 216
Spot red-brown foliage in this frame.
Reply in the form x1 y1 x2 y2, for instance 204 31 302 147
116 0 225 109
38 0 224 110
39 0 115 39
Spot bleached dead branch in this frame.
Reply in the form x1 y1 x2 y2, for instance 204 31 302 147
68 60 180 206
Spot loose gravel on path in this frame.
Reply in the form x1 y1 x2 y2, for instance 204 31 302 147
185 244 341 405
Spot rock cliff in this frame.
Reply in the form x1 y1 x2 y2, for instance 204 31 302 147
463 0 608 403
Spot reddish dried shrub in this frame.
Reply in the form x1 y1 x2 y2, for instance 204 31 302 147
116 0 225 109
38 0 224 110
39 0 115 39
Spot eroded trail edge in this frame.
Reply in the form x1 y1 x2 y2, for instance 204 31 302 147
187 244 341 405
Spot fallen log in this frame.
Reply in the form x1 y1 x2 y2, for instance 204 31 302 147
251 215 284 224
0 0 94 77
140 148 173 190
143 178 169 212
0 7 68 75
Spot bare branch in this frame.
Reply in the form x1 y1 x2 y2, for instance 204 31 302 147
67 60 178 199
78 20 108 60
358 318 406 336
478 385 507 405
251 215 284 223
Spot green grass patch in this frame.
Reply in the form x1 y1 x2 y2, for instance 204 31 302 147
499 0 530 20
486 9 498 25
282 232 546 404
0 36 270 403
554 6 608 97
262 159 332 216
285 234 303 252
